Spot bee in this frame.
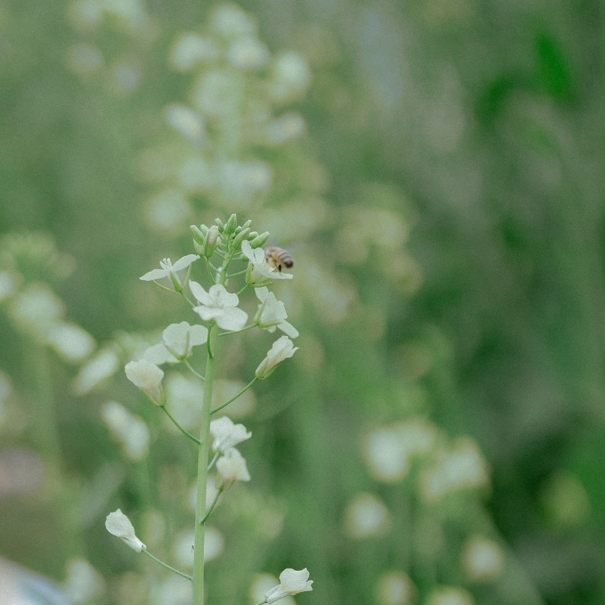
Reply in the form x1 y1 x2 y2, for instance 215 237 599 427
265 246 294 272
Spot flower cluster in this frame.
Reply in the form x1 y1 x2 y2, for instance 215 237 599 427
108 216 310 603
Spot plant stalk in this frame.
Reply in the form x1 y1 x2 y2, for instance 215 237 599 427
192 324 217 604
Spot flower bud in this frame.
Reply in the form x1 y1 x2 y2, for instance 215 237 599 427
125 360 165 406
224 213 238 235
215 217 225 231
255 336 298 379
241 219 252 230
105 510 146 552
248 231 270 248
232 227 250 248
203 225 220 257
190 224 208 245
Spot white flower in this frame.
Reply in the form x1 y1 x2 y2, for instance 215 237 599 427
255 336 298 379
216 447 251 490
210 416 251 454
140 254 199 291
255 287 298 338
190 281 248 331
241 241 293 286
102 401 150 461
105 509 146 553
265 568 313 604
143 321 208 365
125 359 165 405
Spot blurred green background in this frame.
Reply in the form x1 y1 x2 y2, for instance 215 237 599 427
1 0 604 604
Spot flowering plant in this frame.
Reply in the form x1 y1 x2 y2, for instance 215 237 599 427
106 215 312 605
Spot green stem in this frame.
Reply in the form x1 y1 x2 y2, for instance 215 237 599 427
218 322 258 337
192 324 217 604
185 360 205 381
142 549 192 581
211 377 257 415
207 451 219 471
180 290 195 307
199 486 223 525
160 406 201 445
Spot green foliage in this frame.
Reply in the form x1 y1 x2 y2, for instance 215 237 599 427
1 1 604 605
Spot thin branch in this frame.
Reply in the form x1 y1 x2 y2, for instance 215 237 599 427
161 406 201 445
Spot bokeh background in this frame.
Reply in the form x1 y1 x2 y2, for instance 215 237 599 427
1 0 604 604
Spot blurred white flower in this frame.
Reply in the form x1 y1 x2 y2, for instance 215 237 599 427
264 113 306 145
105 509 146 552
9 283 65 334
0 271 19 302
170 33 220 71
461 536 505 583
72 346 121 395
209 4 257 39
255 336 298 380
216 447 250 490
425 586 474 605
210 416 251 454
264 568 313 604
242 241 293 286
364 420 436 483
64 558 105 604
254 287 298 338
45 321 96 364
143 321 208 365
164 104 206 143
344 493 391 538
419 437 490 502
125 359 165 405
268 51 311 103
140 254 199 291
375 571 415 605
190 281 248 331
102 401 150 461
227 37 269 70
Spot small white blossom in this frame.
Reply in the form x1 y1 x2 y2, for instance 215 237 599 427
241 240 293 286
105 509 146 553
265 568 313 604
125 359 165 405
255 287 298 338
102 401 150 461
210 416 251 454
255 336 298 380
72 346 121 395
190 281 248 331
143 321 208 365
216 447 250 490
140 254 199 291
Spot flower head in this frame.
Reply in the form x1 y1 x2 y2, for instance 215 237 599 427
210 416 251 454
105 509 146 552
255 336 298 380
264 568 313 604
255 287 298 338
242 240 293 286
125 359 165 405
140 254 199 292
143 321 208 365
190 281 248 331
216 447 251 490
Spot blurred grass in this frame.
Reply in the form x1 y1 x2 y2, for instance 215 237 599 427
1 1 605 604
